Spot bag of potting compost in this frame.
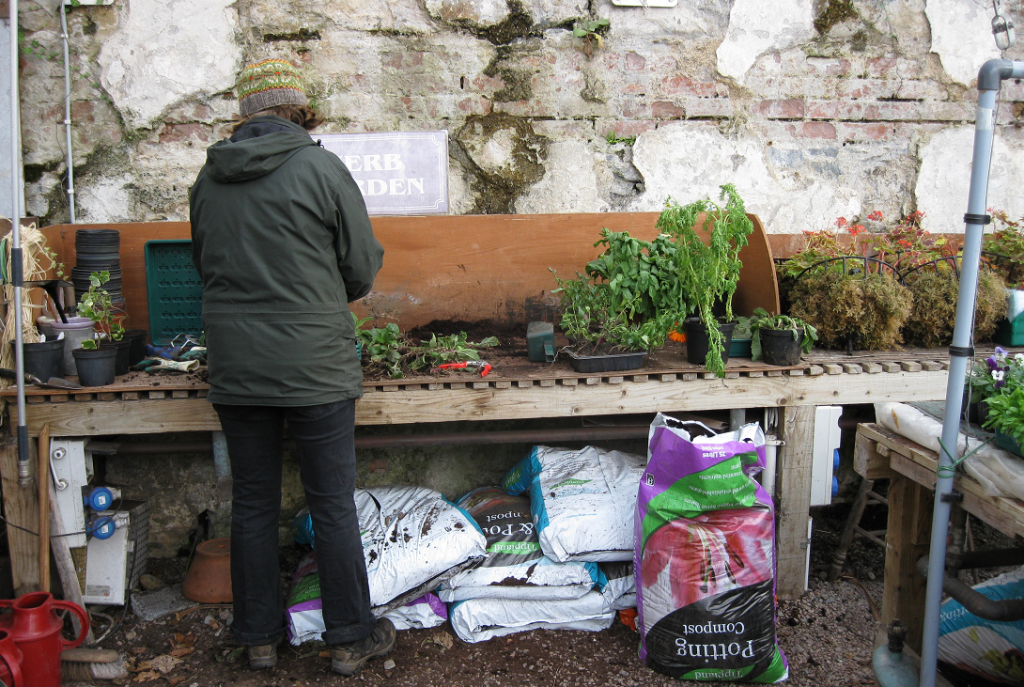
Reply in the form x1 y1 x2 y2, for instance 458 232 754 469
635 414 788 683
502 445 646 562
600 561 637 611
448 590 616 643
286 551 447 644
291 485 487 610
437 487 605 602
937 566 1024 686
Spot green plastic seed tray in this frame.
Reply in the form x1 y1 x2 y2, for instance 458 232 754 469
145 240 204 345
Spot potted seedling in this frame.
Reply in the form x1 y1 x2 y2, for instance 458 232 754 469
656 184 754 377
73 271 125 384
551 270 672 373
979 348 1024 457
748 308 818 366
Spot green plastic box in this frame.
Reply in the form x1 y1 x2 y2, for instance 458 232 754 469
145 240 204 345
994 312 1024 347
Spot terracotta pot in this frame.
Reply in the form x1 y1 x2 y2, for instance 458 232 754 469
182 538 232 603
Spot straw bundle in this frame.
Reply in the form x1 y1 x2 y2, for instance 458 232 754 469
0 219 60 384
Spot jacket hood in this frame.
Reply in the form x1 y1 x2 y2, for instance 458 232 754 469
205 116 316 183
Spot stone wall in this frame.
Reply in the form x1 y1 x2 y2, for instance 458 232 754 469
13 0 1024 233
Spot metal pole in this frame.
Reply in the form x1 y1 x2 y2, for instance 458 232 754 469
9 0 30 487
918 58 1024 687
60 1 75 223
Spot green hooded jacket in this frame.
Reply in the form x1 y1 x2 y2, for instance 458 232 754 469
189 115 384 406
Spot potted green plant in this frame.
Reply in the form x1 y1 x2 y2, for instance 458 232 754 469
551 270 672 372
978 347 1024 456
748 308 818 366
729 315 754 358
74 271 126 381
780 216 912 352
867 210 1006 348
656 183 753 377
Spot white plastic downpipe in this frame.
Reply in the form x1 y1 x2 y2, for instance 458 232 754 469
59 1 75 222
9 0 30 487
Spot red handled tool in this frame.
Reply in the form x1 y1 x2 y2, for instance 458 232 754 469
438 360 492 377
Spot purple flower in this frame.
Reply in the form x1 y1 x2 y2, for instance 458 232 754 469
987 356 999 371
995 346 1008 360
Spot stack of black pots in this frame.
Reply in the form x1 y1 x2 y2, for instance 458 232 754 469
73 229 125 313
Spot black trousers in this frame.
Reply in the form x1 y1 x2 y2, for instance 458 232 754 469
213 400 375 646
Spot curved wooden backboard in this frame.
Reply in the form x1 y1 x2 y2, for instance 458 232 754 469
41 213 780 333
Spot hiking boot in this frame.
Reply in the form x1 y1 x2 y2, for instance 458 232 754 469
246 643 278 670
330 618 397 676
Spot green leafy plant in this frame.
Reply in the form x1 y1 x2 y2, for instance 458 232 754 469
980 349 1024 450
604 131 636 145
584 229 681 325
357 322 405 378
573 17 609 57
551 270 672 356
655 183 754 377
747 308 818 361
76 271 124 349
409 332 499 372
984 209 1024 288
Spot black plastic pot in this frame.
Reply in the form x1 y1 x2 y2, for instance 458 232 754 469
123 329 148 366
72 347 116 387
101 338 132 376
23 339 64 382
760 328 804 366
684 318 736 367
566 350 646 373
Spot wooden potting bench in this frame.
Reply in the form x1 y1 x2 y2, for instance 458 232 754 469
0 215 954 600
854 421 1024 653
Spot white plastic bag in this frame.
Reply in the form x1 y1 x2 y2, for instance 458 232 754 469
449 590 616 643
437 487 603 602
502 445 646 562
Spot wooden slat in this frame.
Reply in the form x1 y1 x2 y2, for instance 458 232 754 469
853 430 893 480
823 364 842 375
0 436 39 593
776 405 815 600
900 361 923 372
21 372 951 435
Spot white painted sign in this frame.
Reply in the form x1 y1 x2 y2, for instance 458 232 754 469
317 131 449 216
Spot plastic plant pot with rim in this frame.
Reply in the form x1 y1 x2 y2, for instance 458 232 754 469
100 339 132 376
71 347 116 387
683 318 736 367
22 339 64 383
50 317 97 377
759 328 804 366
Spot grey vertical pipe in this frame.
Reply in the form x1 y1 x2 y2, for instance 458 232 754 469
211 430 232 502
59 2 75 223
918 58 1024 687
729 408 745 431
9 0 29 486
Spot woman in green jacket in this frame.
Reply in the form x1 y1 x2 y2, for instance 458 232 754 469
189 58 391 676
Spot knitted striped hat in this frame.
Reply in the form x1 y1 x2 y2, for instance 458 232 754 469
236 58 308 117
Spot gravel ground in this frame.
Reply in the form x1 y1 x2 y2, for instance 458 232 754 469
60 495 1021 687
59 501 910 687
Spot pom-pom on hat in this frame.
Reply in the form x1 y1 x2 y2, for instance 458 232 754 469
236 58 308 117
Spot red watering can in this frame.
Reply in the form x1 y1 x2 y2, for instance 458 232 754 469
0 629 23 687
0 592 88 687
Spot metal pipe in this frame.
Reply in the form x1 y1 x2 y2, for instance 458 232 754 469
918 58 1024 687
959 547 1024 570
103 425 652 455
9 0 29 487
59 1 75 223
917 555 1024 622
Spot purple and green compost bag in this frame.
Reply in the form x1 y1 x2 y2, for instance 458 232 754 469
635 414 788 683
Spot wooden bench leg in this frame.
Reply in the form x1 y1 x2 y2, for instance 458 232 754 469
828 476 875 582
0 433 41 594
882 473 933 654
776 405 814 600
